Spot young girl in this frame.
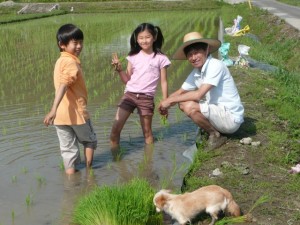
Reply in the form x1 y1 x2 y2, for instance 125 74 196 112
110 23 171 148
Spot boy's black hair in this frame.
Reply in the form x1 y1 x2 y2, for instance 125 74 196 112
183 42 208 56
129 23 164 56
56 24 84 52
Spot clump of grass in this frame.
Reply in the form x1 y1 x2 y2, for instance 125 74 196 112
72 178 163 225
215 195 270 225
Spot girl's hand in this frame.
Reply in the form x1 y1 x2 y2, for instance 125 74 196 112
112 52 122 72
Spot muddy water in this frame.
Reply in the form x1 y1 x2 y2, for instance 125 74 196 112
0 97 198 224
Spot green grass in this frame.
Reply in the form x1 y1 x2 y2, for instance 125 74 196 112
277 0 300 7
72 178 162 225
221 3 300 138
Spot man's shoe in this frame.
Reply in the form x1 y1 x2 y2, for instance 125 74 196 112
206 135 227 151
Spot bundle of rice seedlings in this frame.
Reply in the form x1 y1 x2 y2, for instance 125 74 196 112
72 178 162 225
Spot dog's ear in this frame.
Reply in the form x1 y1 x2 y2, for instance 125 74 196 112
155 194 167 208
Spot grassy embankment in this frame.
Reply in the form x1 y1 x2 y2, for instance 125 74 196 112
183 2 300 225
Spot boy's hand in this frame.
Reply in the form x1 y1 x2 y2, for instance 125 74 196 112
112 52 122 72
43 111 56 127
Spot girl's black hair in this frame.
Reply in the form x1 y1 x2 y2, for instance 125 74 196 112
56 24 84 52
184 42 208 56
129 23 164 56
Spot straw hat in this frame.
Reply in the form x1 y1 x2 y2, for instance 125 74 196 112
172 32 221 60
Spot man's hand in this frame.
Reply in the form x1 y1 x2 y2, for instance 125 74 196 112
158 106 168 117
158 99 172 116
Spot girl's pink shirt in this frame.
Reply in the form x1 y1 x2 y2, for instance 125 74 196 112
125 51 171 96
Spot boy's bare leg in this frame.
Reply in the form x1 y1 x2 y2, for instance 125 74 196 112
84 147 94 168
65 168 76 175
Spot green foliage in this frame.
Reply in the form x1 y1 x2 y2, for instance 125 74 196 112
72 178 162 225
0 10 67 24
222 2 300 142
277 0 300 7
215 195 270 225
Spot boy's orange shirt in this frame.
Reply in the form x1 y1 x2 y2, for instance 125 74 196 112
53 52 90 125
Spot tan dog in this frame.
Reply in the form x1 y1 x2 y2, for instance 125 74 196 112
153 185 241 225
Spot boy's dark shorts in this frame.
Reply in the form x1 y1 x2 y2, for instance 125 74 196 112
118 92 155 116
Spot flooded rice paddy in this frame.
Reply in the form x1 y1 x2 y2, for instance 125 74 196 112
0 11 219 225
0 99 198 225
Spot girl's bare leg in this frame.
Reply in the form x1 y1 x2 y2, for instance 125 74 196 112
110 107 132 148
140 115 154 144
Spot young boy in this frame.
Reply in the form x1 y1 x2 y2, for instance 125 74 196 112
44 24 97 175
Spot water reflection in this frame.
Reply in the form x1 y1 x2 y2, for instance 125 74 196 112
110 144 160 187
61 169 97 224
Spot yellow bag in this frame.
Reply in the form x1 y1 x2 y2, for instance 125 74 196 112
233 25 250 36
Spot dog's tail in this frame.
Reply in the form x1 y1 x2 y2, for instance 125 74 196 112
227 199 241 217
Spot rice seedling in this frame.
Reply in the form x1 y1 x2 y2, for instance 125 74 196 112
36 175 46 185
128 133 133 145
2 126 7 136
134 119 140 129
182 132 188 142
175 107 184 122
72 178 163 225
159 152 188 189
88 168 94 177
11 209 15 223
106 162 112 169
21 167 28 174
159 115 169 127
155 131 164 142
25 194 33 207
59 160 64 172
11 175 17 183
112 146 126 161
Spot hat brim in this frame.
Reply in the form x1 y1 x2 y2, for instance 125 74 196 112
172 38 221 60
